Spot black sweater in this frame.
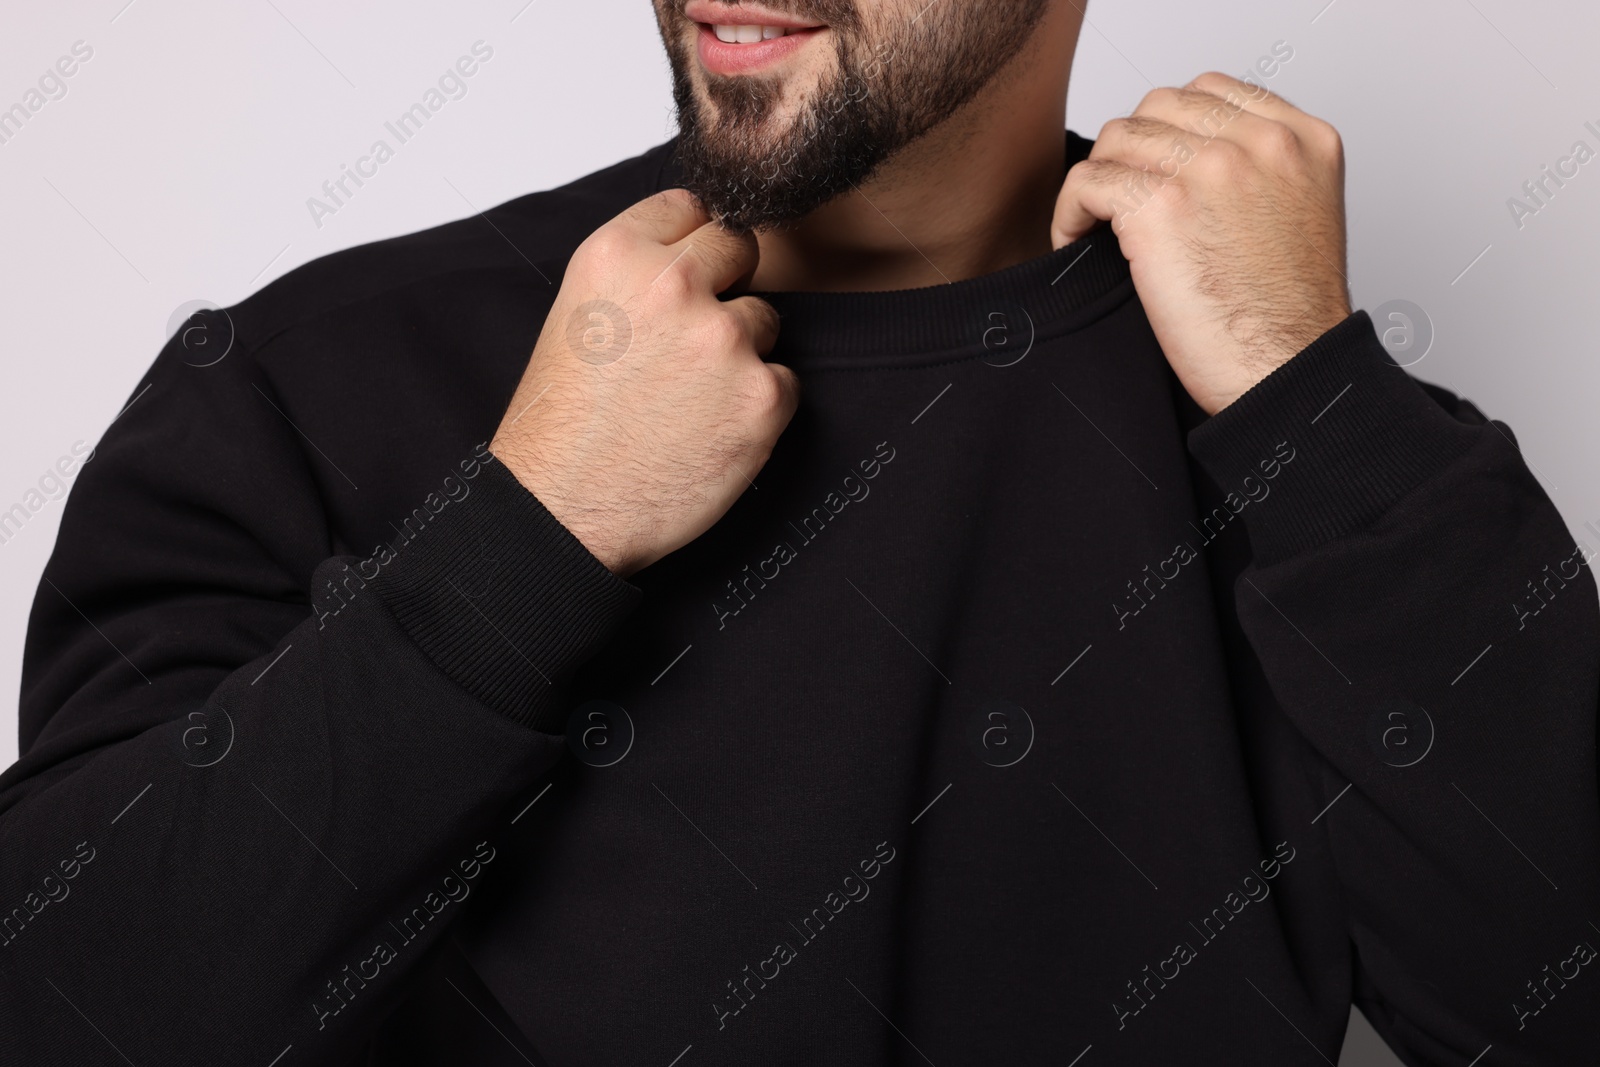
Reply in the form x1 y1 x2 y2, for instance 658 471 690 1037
2 134 1596 1067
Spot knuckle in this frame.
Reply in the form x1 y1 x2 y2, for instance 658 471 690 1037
739 366 786 416
1136 86 1181 114
1141 178 1191 219
698 310 746 352
1261 121 1301 160
654 260 698 303
1309 118 1343 159
576 227 631 270
1099 116 1131 143
1194 139 1247 176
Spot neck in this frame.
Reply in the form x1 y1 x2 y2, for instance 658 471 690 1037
750 12 1078 293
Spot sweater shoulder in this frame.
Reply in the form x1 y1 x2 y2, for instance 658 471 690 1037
227 140 676 351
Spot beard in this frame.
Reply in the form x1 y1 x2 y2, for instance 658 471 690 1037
658 0 1051 234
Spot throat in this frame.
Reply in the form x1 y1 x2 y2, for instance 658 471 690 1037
749 124 1068 294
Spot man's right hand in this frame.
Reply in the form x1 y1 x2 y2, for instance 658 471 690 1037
490 188 800 578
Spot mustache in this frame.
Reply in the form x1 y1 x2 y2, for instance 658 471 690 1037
666 0 862 33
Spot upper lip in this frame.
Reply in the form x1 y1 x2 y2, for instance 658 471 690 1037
682 1 826 29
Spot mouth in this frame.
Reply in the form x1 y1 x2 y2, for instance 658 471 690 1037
683 2 830 76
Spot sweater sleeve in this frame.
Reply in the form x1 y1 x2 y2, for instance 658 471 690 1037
0 331 639 1066
1187 311 1600 1065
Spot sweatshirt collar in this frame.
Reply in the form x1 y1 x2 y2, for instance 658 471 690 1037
652 131 1134 370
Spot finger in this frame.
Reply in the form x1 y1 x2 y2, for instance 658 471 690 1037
723 295 781 357
1051 158 1143 249
1090 115 1200 170
1182 73 1338 151
1116 88 1293 159
1183 72 1301 124
668 222 761 295
616 188 712 247
763 361 802 423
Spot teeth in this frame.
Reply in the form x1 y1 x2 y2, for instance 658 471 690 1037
712 24 793 43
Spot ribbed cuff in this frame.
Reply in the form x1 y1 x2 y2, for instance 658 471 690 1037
369 458 642 733
1187 310 1480 567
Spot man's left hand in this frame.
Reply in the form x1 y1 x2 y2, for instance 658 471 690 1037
1052 72 1352 415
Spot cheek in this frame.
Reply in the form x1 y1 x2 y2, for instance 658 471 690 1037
811 0 873 33
795 36 847 87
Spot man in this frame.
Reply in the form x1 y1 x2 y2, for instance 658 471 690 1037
1 0 1594 1064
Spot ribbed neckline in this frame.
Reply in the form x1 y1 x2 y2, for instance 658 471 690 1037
652 131 1134 370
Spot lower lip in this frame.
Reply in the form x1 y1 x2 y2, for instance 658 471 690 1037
695 23 826 76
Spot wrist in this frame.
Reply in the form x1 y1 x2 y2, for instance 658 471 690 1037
1206 301 1353 415
488 440 638 577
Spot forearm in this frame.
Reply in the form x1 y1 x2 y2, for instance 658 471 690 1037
1189 311 1600 1061
0 462 639 1066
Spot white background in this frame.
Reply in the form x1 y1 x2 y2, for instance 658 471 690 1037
2 3 1596 1061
